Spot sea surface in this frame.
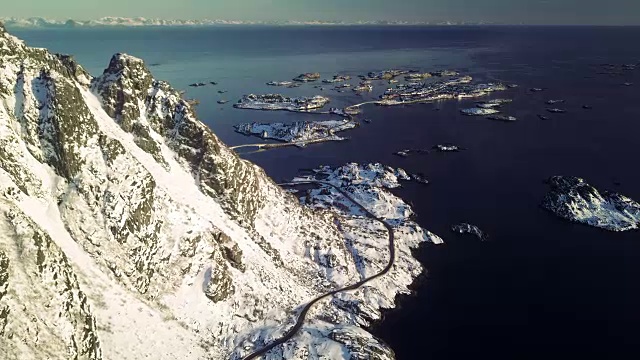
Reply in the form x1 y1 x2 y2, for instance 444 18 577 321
12 25 640 358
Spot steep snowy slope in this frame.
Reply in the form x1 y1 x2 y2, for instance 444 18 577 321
0 22 442 359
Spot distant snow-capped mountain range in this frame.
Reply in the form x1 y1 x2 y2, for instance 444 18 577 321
0 16 485 28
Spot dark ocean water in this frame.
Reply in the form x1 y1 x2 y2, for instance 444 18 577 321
12 26 640 359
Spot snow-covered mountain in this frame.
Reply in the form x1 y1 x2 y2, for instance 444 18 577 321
0 22 442 359
0 17 466 28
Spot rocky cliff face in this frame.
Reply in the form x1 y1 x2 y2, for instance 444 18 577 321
0 23 442 359
0 205 102 360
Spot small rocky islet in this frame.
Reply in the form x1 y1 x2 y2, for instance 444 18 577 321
451 223 489 241
393 149 430 157
393 144 466 157
434 144 463 152
293 72 321 82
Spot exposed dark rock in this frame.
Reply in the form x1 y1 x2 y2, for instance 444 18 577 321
451 223 488 241
0 251 9 336
55 54 92 85
204 249 235 303
410 173 429 185
3 209 103 359
216 232 245 271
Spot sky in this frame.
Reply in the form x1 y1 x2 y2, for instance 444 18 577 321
2 0 640 25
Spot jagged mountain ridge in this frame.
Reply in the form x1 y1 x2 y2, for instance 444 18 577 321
0 22 440 359
0 17 446 28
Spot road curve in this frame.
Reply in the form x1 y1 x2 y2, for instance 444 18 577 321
238 180 396 360
229 136 341 150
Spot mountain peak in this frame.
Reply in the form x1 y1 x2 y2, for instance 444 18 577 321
106 53 148 72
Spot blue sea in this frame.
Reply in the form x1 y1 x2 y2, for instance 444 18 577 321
12 25 640 358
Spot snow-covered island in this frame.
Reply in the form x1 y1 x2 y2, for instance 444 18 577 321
233 93 330 112
434 144 463 152
486 114 517 121
353 83 373 92
233 119 358 146
476 98 512 108
323 75 351 83
266 80 293 86
366 69 413 80
292 163 438 208
461 107 500 116
542 176 640 232
430 70 460 77
405 72 432 81
376 75 508 106
293 72 321 82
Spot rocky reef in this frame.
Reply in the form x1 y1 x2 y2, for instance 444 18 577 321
451 223 488 241
476 98 512 108
405 72 432 81
542 176 640 231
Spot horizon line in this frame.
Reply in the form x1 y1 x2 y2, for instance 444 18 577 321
1 17 639 27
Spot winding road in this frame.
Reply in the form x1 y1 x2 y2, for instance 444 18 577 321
239 180 396 360
229 137 341 151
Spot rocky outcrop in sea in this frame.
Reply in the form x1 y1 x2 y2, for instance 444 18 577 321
451 223 488 241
